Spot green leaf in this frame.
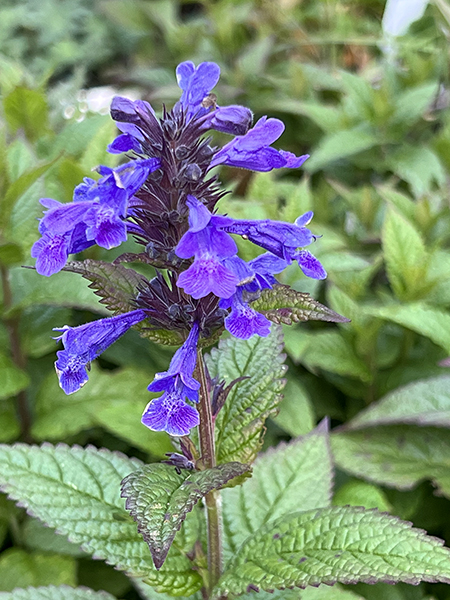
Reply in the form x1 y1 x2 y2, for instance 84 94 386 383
345 375 450 430
272 377 314 437
382 208 430 299
214 506 450 597
364 303 450 354
33 367 172 457
332 425 450 497
284 329 372 382
0 549 76 592
1 158 59 227
23 518 85 557
0 444 202 595
121 462 250 568
10 267 107 314
0 243 24 267
3 88 49 142
0 585 117 600
19 306 72 359
0 353 30 400
304 127 379 173
391 83 438 126
0 400 20 442
63 260 146 314
222 421 333 558
388 146 445 198
251 285 350 326
206 326 287 464
333 480 392 512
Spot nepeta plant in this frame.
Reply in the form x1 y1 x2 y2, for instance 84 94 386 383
1 61 450 600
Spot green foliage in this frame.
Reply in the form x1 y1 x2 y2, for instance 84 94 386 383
0 548 76 591
251 285 350 326
206 326 286 464
121 462 250 568
0 444 203 595
215 506 450 597
0 586 117 600
222 421 332 557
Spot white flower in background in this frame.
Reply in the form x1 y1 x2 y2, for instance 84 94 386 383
382 0 430 37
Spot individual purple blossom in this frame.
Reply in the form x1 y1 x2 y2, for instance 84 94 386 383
176 61 221 120
54 309 147 394
31 157 160 276
175 196 239 299
210 116 309 172
219 254 287 339
142 322 200 436
107 96 158 154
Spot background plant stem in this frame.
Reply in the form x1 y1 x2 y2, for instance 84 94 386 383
196 348 222 596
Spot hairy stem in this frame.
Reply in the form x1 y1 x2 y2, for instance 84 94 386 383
196 348 222 595
1 265 32 443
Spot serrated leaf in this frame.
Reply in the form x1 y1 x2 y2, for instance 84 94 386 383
0 585 117 600
332 425 450 497
272 377 314 437
0 444 202 596
364 303 450 353
333 480 392 512
0 549 76 591
389 146 445 197
222 421 333 558
214 506 450 597
206 326 287 464
382 208 430 299
345 375 450 430
121 462 250 569
251 285 349 326
63 260 146 314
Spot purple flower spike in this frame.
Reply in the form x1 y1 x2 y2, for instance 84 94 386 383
142 322 201 436
210 116 309 172
203 105 253 136
294 249 327 280
54 309 147 394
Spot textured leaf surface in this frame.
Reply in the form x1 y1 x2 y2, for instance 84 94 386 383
0 444 202 596
345 375 450 429
252 285 349 326
63 260 146 314
215 506 450 597
332 425 450 497
121 462 250 568
222 421 333 558
238 585 364 600
0 586 116 600
206 326 287 464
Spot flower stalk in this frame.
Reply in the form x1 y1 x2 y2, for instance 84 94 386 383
195 348 222 595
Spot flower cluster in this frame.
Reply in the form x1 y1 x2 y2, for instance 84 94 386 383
32 60 326 436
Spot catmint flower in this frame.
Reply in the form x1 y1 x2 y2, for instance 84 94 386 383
32 158 160 276
54 309 147 394
210 116 309 172
176 61 221 120
175 197 326 301
218 254 287 339
142 322 200 436
175 195 239 299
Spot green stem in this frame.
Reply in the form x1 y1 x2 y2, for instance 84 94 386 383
196 348 222 596
1 265 32 443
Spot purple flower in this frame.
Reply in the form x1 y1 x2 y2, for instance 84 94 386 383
219 254 287 339
210 116 309 172
176 61 221 119
142 322 200 436
108 96 158 155
54 309 147 394
32 158 160 276
175 196 239 299
201 105 253 136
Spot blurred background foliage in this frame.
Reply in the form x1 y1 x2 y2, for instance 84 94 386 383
2 0 450 598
